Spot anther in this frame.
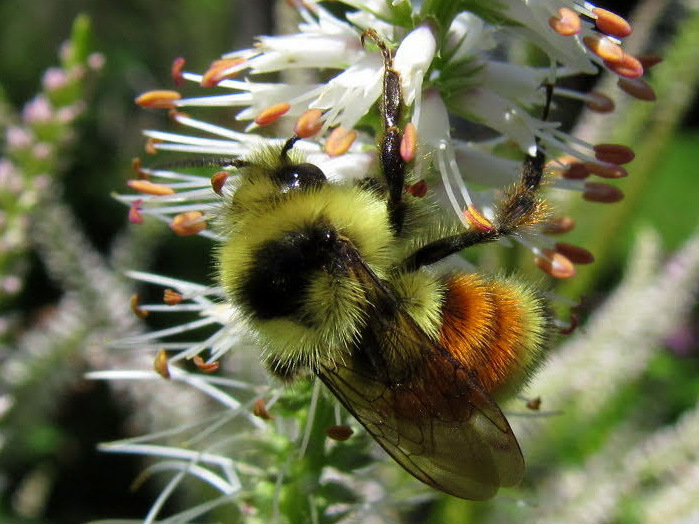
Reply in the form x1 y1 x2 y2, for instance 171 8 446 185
163 289 183 305
170 211 206 235
594 144 635 165
583 182 624 203
592 8 632 39
135 90 181 109
542 216 576 235
201 58 246 88
127 179 175 196
253 398 274 420
193 355 220 373
154 349 170 379
171 57 186 86
210 171 229 195
463 205 494 232
535 249 576 279
605 53 643 79
325 127 357 156
326 425 354 441
583 161 628 179
131 157 148 179
618 78 657 101
145 138 162 155
294 109 324 138
526 397 542 410
555 242 595 264
168 109 190 122
548 7 582 36
128 200 144 224
254 102 291 126
559 313 579 335
637 54 663 70
583 35 624 63
586 91 615 113
562 162 590 180
406 180 427 198
400 122 418 162
130 294 149 319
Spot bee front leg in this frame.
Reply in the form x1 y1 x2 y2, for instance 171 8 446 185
362 29 407 235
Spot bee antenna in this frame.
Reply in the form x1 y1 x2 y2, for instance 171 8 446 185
280 135 301 164
151 157 249 170
361 28 392 64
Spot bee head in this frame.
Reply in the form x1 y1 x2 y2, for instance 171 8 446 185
272 162 326 193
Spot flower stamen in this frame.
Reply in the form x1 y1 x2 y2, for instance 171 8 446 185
135 90 182 109
170 211 207 235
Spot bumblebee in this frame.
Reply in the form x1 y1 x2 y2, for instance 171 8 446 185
216 30 552 500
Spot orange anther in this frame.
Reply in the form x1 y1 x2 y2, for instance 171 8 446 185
534 249 576 279
201 58 246 88
555 242 595 264
326 425 354 441
583 35 623 63
400 122 418 162
253 398 274 420
254 102 291 126
168 109 190 122
135 90 181 109
463 204 494 232
193 355 220 373
130 294 149 319
171 57 186 86
127 179 175 196
145 138 162 155
170 211 206 236
163 289 183 305
592 7 632 38
618 78 657 101
129 199 144 224
131 157 148 179
154 349 170 379
325 127 357 157
542 216 576 235
586 91 615 113
406 180 427 198
211 171 229 195
605 53 643 79
594 144 635 165
583 182 624 203
548 7 581 36
583 161 628 179
294 109 324 138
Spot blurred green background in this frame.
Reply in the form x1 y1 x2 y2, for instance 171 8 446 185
0 0 697 523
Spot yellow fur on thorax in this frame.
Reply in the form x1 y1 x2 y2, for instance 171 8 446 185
217 183 395 372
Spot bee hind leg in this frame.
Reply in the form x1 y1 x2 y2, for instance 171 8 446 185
401 85 555 271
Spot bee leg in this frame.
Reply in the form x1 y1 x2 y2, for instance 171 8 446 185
402 85 553 271
362 29 407 235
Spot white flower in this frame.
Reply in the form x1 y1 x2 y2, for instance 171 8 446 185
113 1 651 520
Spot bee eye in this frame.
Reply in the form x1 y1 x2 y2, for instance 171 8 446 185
273 163 326 192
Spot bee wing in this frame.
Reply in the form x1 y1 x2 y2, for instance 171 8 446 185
318 357 523 500
317 255 524 500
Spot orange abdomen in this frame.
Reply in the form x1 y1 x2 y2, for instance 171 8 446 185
438 274 551 399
